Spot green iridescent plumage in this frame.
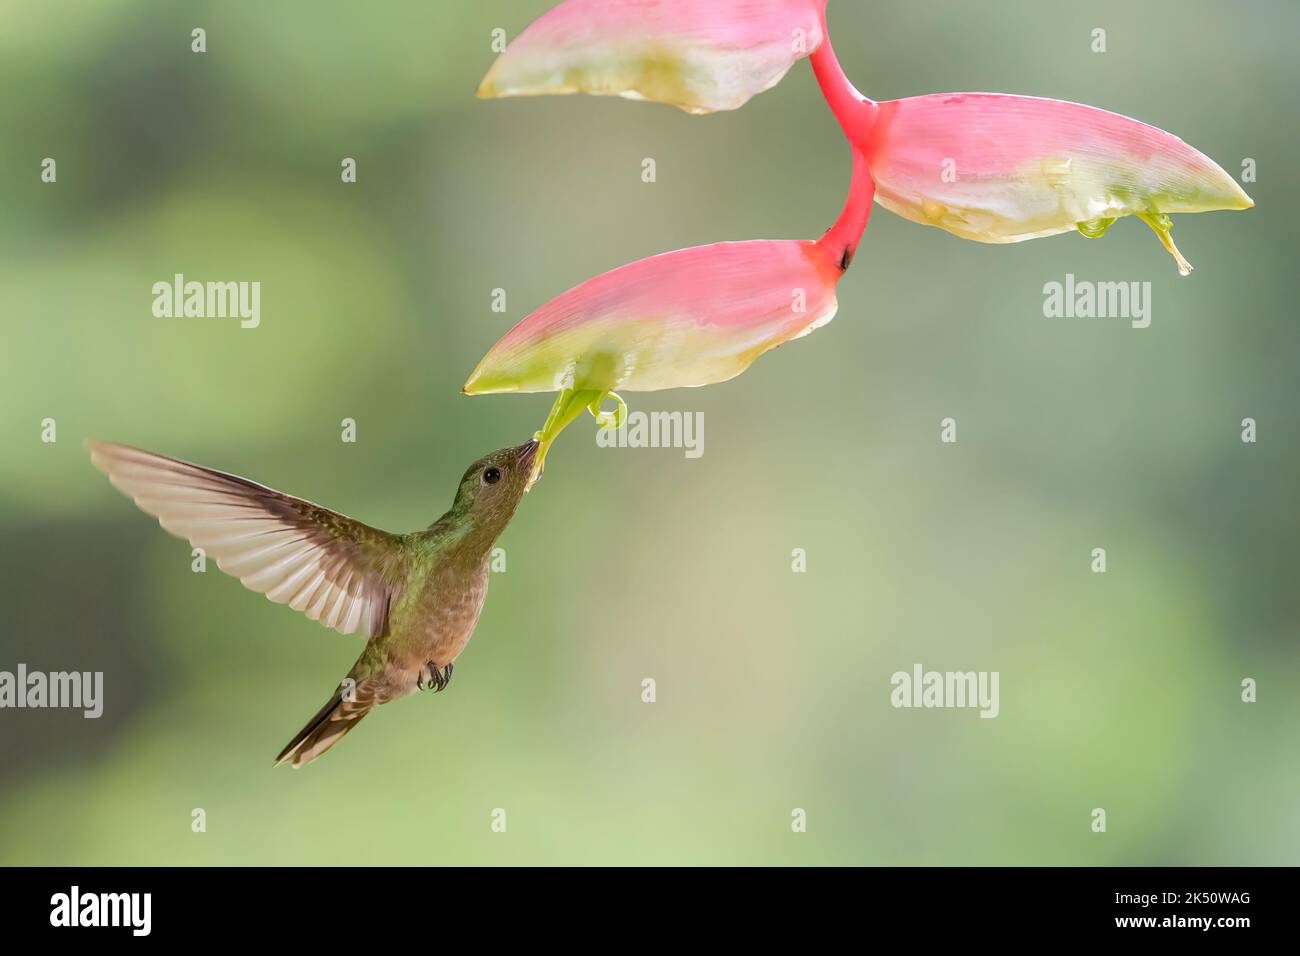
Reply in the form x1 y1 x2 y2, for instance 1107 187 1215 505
88 438 537 767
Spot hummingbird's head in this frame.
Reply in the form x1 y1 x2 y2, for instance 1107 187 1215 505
450 439 538 541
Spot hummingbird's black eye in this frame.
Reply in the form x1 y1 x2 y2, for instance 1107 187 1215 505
482 466 502 485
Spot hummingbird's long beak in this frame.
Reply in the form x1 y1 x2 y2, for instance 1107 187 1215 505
518 438 543 491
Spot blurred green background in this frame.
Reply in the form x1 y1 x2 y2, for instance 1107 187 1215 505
1 0 1297 865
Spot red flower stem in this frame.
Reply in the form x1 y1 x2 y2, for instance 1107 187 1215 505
821 146 874 262
809 8 878 147
811 10 879 259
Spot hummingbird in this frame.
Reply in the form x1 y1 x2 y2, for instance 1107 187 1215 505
87 438 538 768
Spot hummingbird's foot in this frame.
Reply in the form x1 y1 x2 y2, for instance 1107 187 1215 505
419 661 454 693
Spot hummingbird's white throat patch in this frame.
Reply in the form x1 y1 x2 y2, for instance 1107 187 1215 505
0 663 103 718
151 273 261 329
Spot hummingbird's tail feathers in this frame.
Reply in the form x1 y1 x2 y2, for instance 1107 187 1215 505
275 684 376 769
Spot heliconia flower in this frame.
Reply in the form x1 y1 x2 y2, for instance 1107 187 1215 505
463 241 844 396
860 93 1253 275
806 29 1252 276
464 239 843 480
464 156 872 482
476 0 828 114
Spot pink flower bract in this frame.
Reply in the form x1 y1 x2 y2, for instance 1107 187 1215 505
477 0 828 114
464 238 847 396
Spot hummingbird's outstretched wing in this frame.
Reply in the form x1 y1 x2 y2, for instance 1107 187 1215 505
88 441 405 638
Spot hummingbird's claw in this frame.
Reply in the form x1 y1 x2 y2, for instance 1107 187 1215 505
420 661 454 693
